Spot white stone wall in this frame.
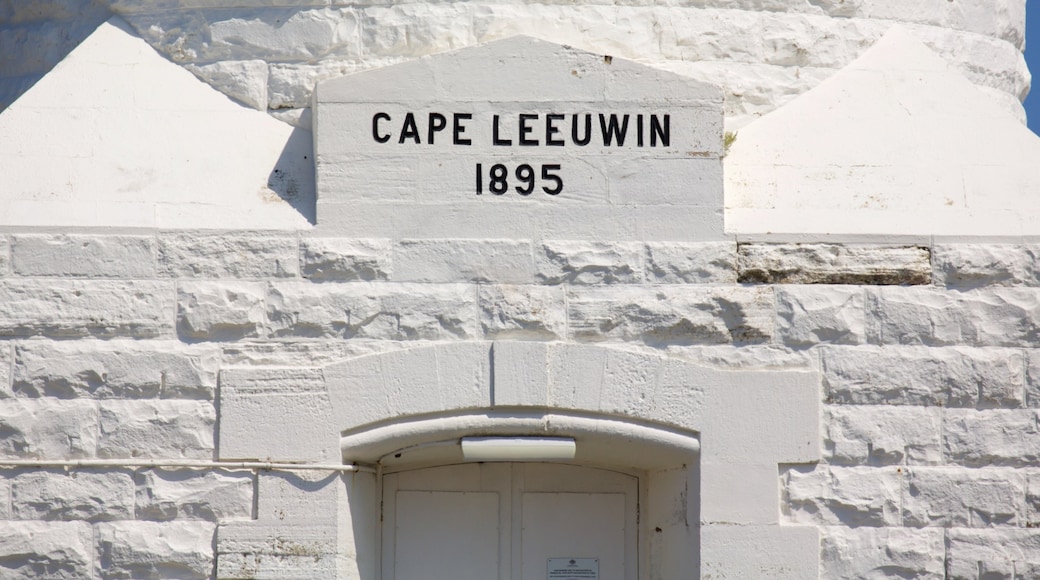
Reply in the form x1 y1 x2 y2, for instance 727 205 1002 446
0 0 1029 127
0 235 1038 577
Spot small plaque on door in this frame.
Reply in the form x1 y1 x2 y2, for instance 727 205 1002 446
547 558 599 579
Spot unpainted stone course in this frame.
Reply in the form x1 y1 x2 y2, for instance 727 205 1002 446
739 244 931 285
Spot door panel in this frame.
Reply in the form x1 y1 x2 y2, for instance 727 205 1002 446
394 491 500 580
520 493 625 580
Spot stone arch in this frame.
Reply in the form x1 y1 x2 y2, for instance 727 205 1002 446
320 340 822 578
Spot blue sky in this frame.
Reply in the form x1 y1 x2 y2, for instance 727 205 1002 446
1027 0 1040 133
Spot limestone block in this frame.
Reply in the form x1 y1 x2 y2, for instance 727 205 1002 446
299 237 391 281
207 7 360 61
738 244 930 285
0 343 10 397
822 346 1024 407
0 280 174 339
933 244 1040 287
824 405 943 466
267 281 477 340
663 344 815 371
903 467 1023 527
185 59 268 110
944 409 1040 467
776 286 866 346
0 473 9 519
1024 471 1040 527
700 524 819 579
256 470 340 524
0 521 93 579
1022 350 1040 408
783 465 902 527
216 522 338 579
0 236 7 276
96 521 215 580
536 240 644 285
177 281 267 341
946 529 1040 579
821 527 945 579
394 239 535 283
644 241 736 284
568 285 774 345
12 340 219 399
136 469 254 522
218 368 336 462
97 400 215 459
11 469 134 521
492 341 549 407
268 60 358 111
479 284 566 340
867 287 1040 347
220 339 402 368
10 234 156 278
159 233 298 278
0 399 97 458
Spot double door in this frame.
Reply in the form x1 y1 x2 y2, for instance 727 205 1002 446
382 462 639 580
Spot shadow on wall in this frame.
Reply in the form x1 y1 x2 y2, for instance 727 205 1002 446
268 125 317 225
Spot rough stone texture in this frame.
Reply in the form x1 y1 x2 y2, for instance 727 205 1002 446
159 233 298 278
644 241 736 284
933 244 1040 287
776 286 866 347
866 287 1040 347
97 400 215 459
821 527 945 579
823 346 1024 407
1023 349 1040 408
0 521 93 579
11 470 134 521
299 237 391 281
395 239 534 283
10 234 156 278
0 280 174 338
783 465 902 527
568 285 774 345
537 241 644 285
824 405 943 466
903 467 1023 528
739 244 931 285
267 281 476 340
96 521 216 580
12 341 219 399
185 59 269 110
136 469 254 522
943 409 1040 467
216 523 338 579
0 236 8 276
0 399 97 458
177 281 266 341
946 529 1040 579
479 284 567 341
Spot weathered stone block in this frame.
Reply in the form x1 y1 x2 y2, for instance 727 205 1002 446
12 341 219 399
644 241 736 284
267 282 476 340
0 399 97 458
1023 349 1040 408
11 469 134 521
903 467 1023 527
866 287 1040 347
216 523 337 579
299 237 391 281
394 239 534 283
177 281 266 341
739 243 930 285
933 244 1040 287
136 469 253 522
0 236 8 276
537 241 644 285
0 280 174 338
821 527 945 579
824 405 942 466
0 521 93 579
479 284 566 340
10 234 156 278
568 285 774 345
947 529 1040 579
256 470 340 524
783 465 901 526
944 409 1040 467
776 286 865 346
159 233 298 278
96 521 215 580
97 400 215 459
823 346 1023 407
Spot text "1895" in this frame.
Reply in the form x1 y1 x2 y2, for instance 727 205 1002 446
476 163 563 196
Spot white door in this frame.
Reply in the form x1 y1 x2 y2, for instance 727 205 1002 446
383 463 639 580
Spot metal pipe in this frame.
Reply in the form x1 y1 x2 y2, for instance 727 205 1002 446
0 458 376 474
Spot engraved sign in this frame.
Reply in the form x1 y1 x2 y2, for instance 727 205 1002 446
315 36 725 241
547 558 599 579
